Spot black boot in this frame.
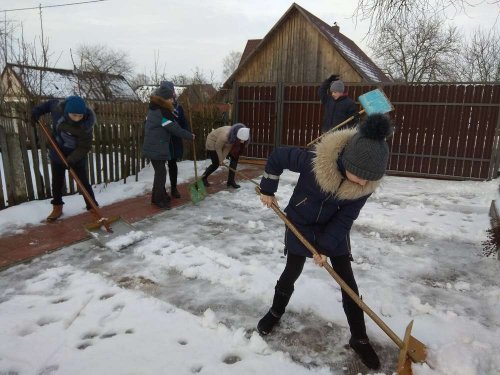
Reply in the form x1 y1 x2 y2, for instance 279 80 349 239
171 186 181 198
202 176 211 187
349 337 380 370
227 181 240 189
226 162 240 189
257 310 281 335
257 284 293 335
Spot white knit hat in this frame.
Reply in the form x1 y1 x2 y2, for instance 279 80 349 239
236 127 250 141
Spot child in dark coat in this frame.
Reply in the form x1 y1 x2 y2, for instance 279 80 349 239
142 86 194 209
319 75 358 133
157 81 191 199
31 96 98 222
257 113 394 370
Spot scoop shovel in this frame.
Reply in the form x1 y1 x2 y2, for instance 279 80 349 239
307 88 394 147
37 120 145 250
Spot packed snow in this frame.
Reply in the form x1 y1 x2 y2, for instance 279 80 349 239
1 160 499 375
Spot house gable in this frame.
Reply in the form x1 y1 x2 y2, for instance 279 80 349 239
223 3 390 87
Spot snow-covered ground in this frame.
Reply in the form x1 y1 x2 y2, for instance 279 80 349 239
0 160 202 236
1 161 499 375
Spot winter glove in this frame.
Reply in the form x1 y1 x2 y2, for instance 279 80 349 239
30 113 39 128
352 112 360 122
327 74 340 83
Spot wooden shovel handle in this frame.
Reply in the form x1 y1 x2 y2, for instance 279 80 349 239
306 109 365 147
185 98 199 181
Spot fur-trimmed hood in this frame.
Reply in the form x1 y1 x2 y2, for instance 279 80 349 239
312 129 382 201
150 95 175 112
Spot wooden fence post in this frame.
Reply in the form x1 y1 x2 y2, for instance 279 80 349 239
1 118 28 204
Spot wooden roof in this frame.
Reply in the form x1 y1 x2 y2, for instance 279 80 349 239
224 3 390 87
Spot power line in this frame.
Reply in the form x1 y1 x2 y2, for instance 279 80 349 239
1 0 109 13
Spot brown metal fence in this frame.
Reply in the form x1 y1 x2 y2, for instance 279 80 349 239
234 82 500 180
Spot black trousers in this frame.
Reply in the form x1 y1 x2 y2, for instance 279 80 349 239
50 159 97 210
203 150 238 183
277 252 367 339
168 158 178 188
151 159 172 205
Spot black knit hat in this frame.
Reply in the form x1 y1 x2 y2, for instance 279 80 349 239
342 114 394 181
154 85 174 100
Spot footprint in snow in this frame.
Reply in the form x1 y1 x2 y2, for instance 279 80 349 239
222 354 241 364
38 364 59 375
37 316 60 327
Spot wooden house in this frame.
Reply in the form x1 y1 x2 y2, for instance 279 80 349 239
223 3 390 88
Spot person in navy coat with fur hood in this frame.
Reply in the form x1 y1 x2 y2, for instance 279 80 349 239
257 113 394 370
32 95 98 222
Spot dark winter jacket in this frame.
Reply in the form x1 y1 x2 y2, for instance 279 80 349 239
260 129 382 258
142 95 193 161
319 77 357 133
169 102 191 160
31 99 95 165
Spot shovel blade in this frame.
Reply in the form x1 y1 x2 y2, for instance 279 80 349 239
189 179 207 203
85 216 146 250
397 320 428 375
407 335 427 363
358 89 394 115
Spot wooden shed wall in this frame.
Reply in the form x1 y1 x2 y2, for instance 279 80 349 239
234 9 363 84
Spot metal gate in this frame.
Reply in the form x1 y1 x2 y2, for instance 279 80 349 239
234 82 500 180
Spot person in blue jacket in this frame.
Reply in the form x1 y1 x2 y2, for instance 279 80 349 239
257 113 394 370
159 81 191 199
319 75 358 133
142 85 194 209
31 96 98 222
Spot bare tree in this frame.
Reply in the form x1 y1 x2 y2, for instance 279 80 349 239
150 49 168 85
222 50 242 81
0 15 15 70
456 28 500 82
354 0 500 32
76 43 134 100
369 15 461 82
1 21 58 98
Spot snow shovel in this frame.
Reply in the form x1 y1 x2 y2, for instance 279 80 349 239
253 184 429 373
185 98 207 204
37 120 145 250
307 88 394 147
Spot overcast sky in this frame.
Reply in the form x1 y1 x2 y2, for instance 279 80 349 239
1 0 499 83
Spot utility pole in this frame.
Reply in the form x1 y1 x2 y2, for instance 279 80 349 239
38 4 48 67
3 11 7 67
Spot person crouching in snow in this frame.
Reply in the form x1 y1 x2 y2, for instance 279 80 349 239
257 113 394 370
143 85 195 209
201 123 250 189
31 95 98 222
